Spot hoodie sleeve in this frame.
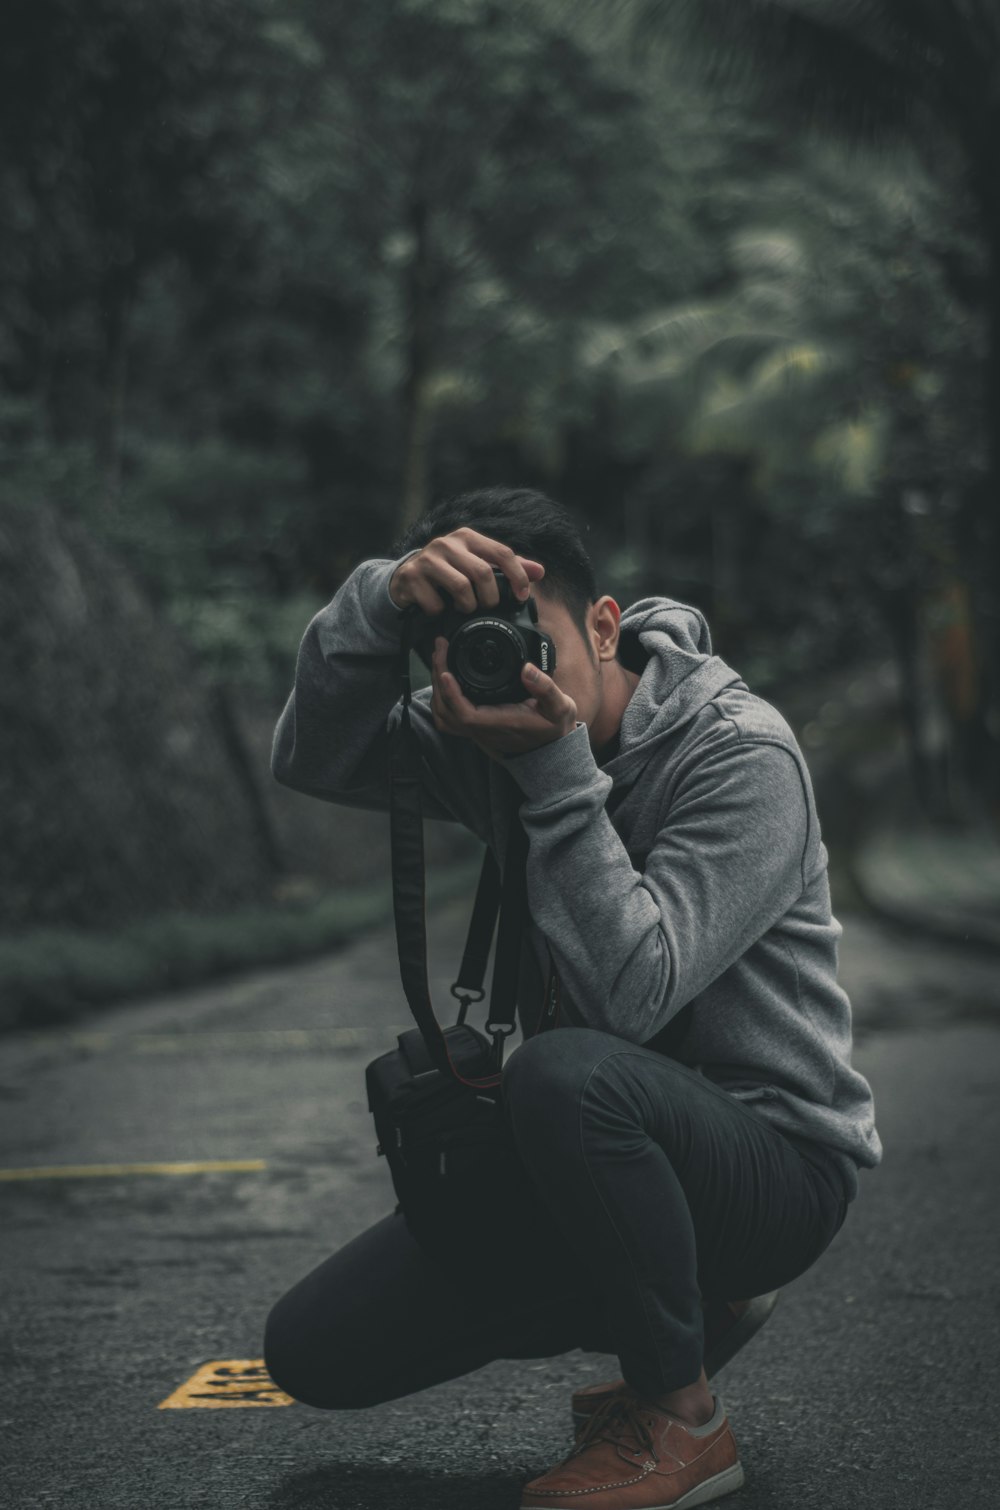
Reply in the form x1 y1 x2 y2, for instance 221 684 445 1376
270 554 493 840
501 720 810 1042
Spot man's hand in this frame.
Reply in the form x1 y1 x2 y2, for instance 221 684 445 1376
389 527 545 614
430 636 578 762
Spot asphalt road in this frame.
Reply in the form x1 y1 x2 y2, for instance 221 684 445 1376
2 900 998 1509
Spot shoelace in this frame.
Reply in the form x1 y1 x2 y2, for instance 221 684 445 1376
568 1388 659 1463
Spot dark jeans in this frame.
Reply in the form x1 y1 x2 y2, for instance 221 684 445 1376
264 1027 849 1407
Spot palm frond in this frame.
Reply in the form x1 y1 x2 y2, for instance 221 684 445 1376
748 342 833 391
811 409 887 494
628 0 990 146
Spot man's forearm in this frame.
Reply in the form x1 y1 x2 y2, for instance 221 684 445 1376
502 726 809 1043
271 556 415 808
272 554 494 831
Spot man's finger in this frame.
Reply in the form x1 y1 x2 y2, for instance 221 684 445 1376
432 644 475 718
437 669 468 720
451 530 546 598
430 654 465 732
522 661 574 716
431 639 457 707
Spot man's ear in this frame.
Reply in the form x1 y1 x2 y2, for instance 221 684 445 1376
593 596 622 662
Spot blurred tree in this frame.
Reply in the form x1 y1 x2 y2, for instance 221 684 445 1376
577 142 983 813
626 0 1000 812
0 493 278 931
1 0 712 605
0 0 296 496
297 0 698 532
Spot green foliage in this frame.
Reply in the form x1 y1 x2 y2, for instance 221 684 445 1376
0 857 480 1029
2 0 996 807
629 0 1000 162
167 585 327 695
619 0 999 813
3 0 709 676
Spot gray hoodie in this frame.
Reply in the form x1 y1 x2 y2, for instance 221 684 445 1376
271 554 883 1204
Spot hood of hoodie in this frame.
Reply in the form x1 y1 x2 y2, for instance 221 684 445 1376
599 596 746 779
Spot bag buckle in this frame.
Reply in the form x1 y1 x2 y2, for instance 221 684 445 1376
450 983 484 1026
485 1019 517 1069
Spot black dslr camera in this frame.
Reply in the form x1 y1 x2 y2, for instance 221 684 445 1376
413 567 557 705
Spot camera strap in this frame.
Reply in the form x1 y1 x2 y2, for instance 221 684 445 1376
389 617 527 1090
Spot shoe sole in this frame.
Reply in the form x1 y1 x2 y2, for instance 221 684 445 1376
538 1461 742 1510
570 1291 780 1432
666 1460 745 1507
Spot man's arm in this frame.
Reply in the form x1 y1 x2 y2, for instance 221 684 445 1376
272 531 547 838
502 720 812 1043
270 554 493 837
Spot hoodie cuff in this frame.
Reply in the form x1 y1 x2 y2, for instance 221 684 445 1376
356 552 423 644
385 549 423 611
503 720 608 804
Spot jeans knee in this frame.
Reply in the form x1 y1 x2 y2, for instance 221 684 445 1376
263 1302 299 1400
502 1028 618 1128
263 1299 317 1406
263 1297 377 1411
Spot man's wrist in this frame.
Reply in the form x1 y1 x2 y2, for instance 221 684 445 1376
387 550 422 612
503 721 608 803
501 720 582 759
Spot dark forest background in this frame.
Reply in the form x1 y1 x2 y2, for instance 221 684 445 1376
2 0 998 1023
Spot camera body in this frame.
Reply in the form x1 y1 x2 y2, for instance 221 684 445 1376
415 567 557 705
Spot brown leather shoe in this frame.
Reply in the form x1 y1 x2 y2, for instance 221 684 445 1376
521 1387 743 1510
570 1292 779 1435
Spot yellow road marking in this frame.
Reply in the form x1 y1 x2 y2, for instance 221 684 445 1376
159 1360 293 1409
0 1159 267 1182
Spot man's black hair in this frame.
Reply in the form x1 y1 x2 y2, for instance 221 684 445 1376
391 486 597 644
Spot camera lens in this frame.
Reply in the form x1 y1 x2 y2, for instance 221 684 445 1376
452 621 523 701
468 637 503 675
